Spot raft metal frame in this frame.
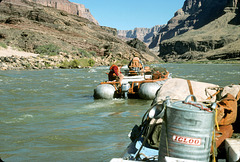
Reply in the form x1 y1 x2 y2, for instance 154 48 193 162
100 71 170 98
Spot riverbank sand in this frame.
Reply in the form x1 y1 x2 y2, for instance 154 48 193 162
0 47 39 57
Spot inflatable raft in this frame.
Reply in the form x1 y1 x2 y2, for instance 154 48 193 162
94 66 171 100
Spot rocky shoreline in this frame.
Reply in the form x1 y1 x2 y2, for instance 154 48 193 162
0 49 96 70
1 54 57 70
1 53 239 71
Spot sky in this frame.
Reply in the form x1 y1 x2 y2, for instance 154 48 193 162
69 0 186 30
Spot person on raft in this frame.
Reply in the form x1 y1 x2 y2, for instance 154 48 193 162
108 64 124 83
128 57 144 73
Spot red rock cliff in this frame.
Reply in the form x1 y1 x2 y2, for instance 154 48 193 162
32 0 98 25
2 0 99 25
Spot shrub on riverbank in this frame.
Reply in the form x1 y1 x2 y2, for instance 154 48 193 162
35 44 61 56
0 42 7 49
59 58 95 69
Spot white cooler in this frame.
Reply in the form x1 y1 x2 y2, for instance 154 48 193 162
225 138 240 162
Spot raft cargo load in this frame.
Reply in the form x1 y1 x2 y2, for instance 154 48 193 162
94 64 171 100
111 83 240 162
116 95 216 161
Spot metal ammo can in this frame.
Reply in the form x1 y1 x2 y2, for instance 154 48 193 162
158 95 215 162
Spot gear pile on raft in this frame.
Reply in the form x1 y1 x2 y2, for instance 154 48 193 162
94 57 171 100
109 78 240 161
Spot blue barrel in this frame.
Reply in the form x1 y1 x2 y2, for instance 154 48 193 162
159 95 215 161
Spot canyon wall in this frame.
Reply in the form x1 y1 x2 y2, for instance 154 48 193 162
2 0 99 25
0 0 159 70
118 25 165 45
158 0 240 62
149 0 229 49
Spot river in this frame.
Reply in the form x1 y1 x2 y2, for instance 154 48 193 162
0 64 239 161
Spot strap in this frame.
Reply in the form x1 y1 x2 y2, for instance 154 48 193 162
134 118 157 160
163 105 169 157
236 90 240 101
215 107 220 131
206 90 221 100
187 80 193 95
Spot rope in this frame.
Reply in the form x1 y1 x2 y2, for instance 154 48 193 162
212 130 217 162
212 104 219 162
183 102 212 112
215 107 220 131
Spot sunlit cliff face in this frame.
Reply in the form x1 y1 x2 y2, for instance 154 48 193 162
2 0 99 25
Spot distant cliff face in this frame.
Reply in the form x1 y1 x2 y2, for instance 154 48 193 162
31 0 99 25
157 0 240 62
4 0 99 25
149 0 229 49
118 25 165 45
